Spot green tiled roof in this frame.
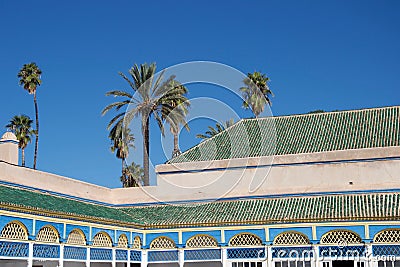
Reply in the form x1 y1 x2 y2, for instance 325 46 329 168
1 184 400 229
169 106 400 163
122 192 400 228
0 185 143 227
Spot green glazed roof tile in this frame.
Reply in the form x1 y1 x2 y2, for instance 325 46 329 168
170 106 400 163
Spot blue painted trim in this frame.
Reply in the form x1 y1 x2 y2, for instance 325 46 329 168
0 140 18 144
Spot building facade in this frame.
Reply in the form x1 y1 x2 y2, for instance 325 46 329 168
0 106 399 267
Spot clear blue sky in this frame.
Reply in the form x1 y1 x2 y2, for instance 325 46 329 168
0 0 399 188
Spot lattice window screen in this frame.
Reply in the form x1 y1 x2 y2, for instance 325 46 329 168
132 236 141 249
66 229 86 245
150 236 176 249
117 234 128 248
186 234 218 248
273 231 310 245
0 221 28 240
36 226 59 243
229 233 263 247
92 232 112 247
374 229 400 243
320 230 362 244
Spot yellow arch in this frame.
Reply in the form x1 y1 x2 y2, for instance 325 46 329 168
117 233 129 248
229 232 263 247
66 228 87 245
273 231 310 245
132 235 142 249
0 220 29 240
186 234 218 248
320 229 362 244
373 228 400 243
149 236 176 249
36 224 60 243
92 231 113 247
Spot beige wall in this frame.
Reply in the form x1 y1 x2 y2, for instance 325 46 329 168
0 146 399 205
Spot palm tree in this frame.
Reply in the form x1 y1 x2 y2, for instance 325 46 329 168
160 80 190 158
109 123 135 177
102 63 188 185
196 119 235 140
6 115 35 167
240 71 273 118
17 63 42 169
120 161 144 187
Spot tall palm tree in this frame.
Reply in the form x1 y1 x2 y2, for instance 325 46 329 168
109 123 135 177
6 115 35 167
17 63 42 169
160 80 190 158
120 161 144 187
102 63 188 185
240 71 273 118
196 119 235 140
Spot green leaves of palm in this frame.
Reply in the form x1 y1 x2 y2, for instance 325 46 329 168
18 62 42 169
240 71 273 117
196 119 234 140
109 124 134 160
102 63 189 185
17 63 42 94
120 162 144 187
6 115 35 166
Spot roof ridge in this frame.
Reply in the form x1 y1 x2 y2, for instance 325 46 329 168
243 105 400 122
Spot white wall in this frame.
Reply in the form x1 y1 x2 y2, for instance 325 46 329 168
0 147 399 205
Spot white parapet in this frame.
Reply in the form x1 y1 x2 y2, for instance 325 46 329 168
0 132 18 165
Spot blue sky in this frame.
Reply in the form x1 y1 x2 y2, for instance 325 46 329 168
0 0 399 187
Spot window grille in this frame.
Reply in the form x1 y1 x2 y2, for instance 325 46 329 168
132 236 141 249
229 233 263 247
117 234 128 248
273 231 310 245
36 225 59 243
374 229 400 243
0 221 28 240
186 234 218 248
150 236 176 249
92 232 112 247
66 229 86 246
320 230 362 244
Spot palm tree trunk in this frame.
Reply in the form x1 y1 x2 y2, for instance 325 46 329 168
172 132 180 158
143 116 150 186
33 91 39 169
21 149 25 167
122 158 124 177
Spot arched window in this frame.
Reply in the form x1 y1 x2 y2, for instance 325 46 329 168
186 234 218 248
149 236 176 249
66 229 86 246
320 230 362 244
229 233 263 247
0 221 28 240
36 225 59 243
92 232 112 247
132 236 141 249
373 229 400 243
273 231 310 245
117 234 128 248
